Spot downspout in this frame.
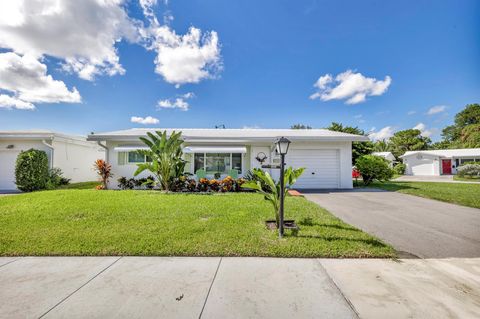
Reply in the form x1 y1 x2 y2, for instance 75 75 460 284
42 139 54 169
97 141 109 162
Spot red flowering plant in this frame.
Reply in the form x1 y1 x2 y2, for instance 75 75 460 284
93 159 112 190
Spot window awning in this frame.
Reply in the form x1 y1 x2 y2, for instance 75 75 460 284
113 145 150 152
183 146 247 154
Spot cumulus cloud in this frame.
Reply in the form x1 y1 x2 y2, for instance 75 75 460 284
0 52 81 109
157 98 189 111
0 0 139 81
157 91 195 111
427 105 447 115
131 116 159 125
140 1 222 86
413 122 437 138
368 126 394 141
310 70 391 104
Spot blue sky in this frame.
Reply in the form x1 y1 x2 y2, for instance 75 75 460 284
0 0 479 141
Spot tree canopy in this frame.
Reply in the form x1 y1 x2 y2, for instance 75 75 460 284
291 124 312 129
389 129 431 158
326 122 374 164
440 104 480 148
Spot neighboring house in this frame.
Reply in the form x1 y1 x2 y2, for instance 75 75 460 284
0 130 105 190
87 128 368 189
400 148 480 176
372 151 396 167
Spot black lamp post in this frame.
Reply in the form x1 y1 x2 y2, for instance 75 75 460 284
275 136 291 238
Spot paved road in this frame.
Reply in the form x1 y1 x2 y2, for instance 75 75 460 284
305 189 480 258
1 257 479 319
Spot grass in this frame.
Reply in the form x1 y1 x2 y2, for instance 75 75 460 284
368 181 480 209
0 190 394 258
453 175 480 182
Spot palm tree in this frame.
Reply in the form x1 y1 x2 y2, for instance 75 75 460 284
374 139 392 152
134 130 186 191
241 167 305 226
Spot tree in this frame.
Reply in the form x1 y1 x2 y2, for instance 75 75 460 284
291 124 312 129
134 130 186 191
440 104 480 148
389 129 431 158
326 122 374 164
373 140 391 152
460 123 480 148
355 155 394 185
241 167 305 226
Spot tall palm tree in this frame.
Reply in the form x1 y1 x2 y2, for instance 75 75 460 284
134 130 186 191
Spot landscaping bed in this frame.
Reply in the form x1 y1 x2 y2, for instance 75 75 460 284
0 190 394 258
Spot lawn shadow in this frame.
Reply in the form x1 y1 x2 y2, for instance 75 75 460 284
298 218 361 232
292 234 389 248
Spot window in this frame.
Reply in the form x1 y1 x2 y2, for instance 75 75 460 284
127 151 150 163
460 158 475 165
193 153 242 174
206 153 230 174
194 153 204 172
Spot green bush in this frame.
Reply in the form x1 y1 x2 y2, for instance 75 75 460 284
46 167 70 189
15 149 49 192
356 155 394 185
457 164 480 178
393 163 406 175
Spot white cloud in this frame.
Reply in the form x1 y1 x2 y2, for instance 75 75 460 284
140 1 222 86
0 0 139 81
413 122 437 138
157 92 195 111
407 110 416 115
368 126 394 141
0 52 81 109
0 94 34 110
131 116 159 125
427 105 447 115
157 98 190 111
310 70 391 104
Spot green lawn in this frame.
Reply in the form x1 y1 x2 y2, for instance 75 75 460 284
59 181 100 190
0 190 394 258
369 181 480 209
453 175 480 182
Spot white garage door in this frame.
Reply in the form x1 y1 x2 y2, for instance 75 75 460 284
0 151 19 190
287 149 340 189
410 159 434 175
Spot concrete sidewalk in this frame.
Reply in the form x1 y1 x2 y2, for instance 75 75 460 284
1 257 479 318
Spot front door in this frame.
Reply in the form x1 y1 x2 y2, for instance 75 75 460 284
442 159 452 175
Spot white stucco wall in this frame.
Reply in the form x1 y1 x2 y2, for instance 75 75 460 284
52 137 105 182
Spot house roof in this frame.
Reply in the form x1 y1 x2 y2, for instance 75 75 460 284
372 151 395 160
87 128 369 142
0 130 87 142
400 148 480 158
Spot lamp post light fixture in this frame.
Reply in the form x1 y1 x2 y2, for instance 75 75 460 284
275 136 291 238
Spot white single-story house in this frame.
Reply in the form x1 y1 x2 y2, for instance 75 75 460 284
372 151 396 167
400 148 480 176
87 128 368 189
0 130 105 190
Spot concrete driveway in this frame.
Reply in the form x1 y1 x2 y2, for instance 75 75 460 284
304 189 480 258
1 257 479 319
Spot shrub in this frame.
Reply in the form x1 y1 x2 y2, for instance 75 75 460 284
393 163 406 175
46 167 71 189
457 164 480 178
15 149 49 192
93 159 112 190
355 155 394 185
117 177 135 190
